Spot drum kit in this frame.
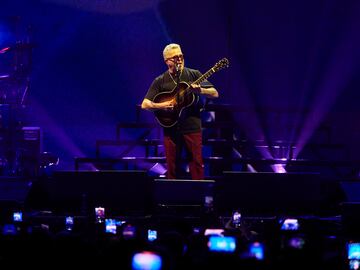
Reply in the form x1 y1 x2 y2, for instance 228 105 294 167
0 41 34 105
0 17 56 178
0 41 35 176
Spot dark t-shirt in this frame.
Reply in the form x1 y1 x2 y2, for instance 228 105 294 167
145 67 213 135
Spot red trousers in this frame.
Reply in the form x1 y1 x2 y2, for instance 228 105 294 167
163 131 204 180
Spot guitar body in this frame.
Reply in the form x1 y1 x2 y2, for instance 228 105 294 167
152 58 229 128
153 81 196 128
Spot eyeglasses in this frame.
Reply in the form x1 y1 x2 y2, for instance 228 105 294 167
166 54 184 62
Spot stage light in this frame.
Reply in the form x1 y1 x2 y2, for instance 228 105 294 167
148 162 167 177
271 164 287 173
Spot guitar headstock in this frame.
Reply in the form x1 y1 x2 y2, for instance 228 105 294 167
213 58 229 72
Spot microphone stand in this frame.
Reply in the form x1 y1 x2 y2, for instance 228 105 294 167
174 63 181 107
173 63 183 177
175 63 181 84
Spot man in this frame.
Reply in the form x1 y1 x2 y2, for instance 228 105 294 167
141 43 219 179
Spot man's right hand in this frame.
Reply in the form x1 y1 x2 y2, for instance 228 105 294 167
141 98 175 111
160 100 175 110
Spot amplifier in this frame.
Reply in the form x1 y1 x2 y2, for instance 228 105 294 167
17 127 41 177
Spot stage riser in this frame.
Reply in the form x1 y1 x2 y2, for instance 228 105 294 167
4 171 346 217
29 170 152 216
339 182 360 237
0 177 31 221
216 172 345 216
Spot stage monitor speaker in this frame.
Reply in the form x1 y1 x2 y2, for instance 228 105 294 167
154 179 215 206
43 170 151 216
153 179 215 216
339 182 360 237
153 179 215 218
339 181 360 202
341 202 360 238
217 171 344 216
17 127 41 178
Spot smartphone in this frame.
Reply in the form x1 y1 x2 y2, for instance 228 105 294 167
349 260 360 270
132 251 162 270
122 224 136 239
280 218 299 231
13 212 23 222
281 235 306 250
193 227 201 235
116 220 126 226
65 216 74 231
204 228 224 236
95 207 105 223
204 196 214 208
248 241 265 260
2 224 17 235
148 229 157 242
208 235 236 253
105 219 117 234
348 242 360 270
232 211 241 227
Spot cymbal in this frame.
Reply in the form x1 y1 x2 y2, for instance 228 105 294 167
0 42 35 54
0 74 10 80
0 47 10 54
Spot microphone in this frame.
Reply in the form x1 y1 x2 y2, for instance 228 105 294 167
175 63 181 73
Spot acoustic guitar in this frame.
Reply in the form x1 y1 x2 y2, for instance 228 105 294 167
153 58 229 128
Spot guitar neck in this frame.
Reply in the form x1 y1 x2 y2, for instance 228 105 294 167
193 67 217 85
